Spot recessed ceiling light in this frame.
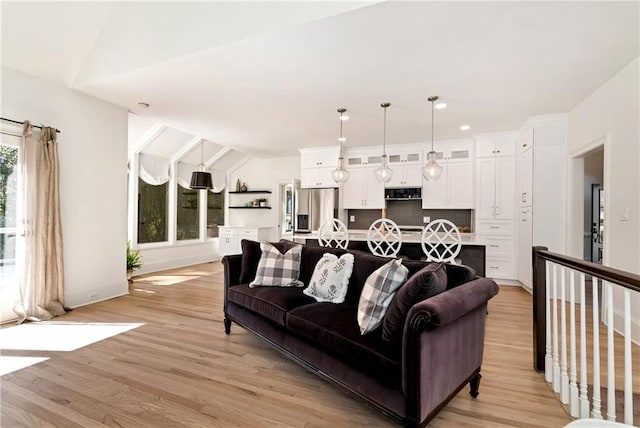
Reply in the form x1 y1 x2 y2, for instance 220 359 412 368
338 137 347 142
340 115 349 121
435 102 447 110
460 125 471 131
137 102 150 109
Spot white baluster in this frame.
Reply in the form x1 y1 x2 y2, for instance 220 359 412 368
545 261 553 383
569 269 579 417
560 266 569 404
579 272 590 418
606 281 615 421
591 276 602 419
623 289 633 425
552 264 561 393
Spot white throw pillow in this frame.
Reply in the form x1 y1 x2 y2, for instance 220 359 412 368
249 242 303 288
357 259 408 335
303 253 354 304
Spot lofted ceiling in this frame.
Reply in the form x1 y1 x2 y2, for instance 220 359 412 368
2 1 638 157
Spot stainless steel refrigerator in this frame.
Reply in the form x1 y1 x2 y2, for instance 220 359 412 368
294 188 338 233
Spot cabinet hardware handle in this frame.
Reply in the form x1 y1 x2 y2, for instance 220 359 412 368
490 226 499 229
522 144 527 148
490 245 499 248
522 219 527 222
496 150 500 153
489 266 499 269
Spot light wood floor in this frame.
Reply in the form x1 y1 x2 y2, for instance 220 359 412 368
1 262 574 427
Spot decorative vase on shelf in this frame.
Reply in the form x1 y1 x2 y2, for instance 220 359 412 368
235 179 241 192
240 182 248 192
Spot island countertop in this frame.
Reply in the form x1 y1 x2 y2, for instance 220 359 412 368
292 230 483 245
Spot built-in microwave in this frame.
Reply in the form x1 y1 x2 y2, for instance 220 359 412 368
385 187 422 200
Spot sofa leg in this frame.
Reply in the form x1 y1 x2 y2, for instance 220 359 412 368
224 317 232 335
469 372 482 399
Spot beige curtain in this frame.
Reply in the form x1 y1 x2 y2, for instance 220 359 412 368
13 122 65 323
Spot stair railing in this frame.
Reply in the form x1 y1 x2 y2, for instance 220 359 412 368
533 246 640 424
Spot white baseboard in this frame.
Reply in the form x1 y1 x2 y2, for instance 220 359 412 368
66 282 129 309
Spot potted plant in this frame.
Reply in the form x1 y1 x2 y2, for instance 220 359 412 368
126 241 143 282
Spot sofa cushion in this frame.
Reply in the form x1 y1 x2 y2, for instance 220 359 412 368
304 253 354 303
287 303 401 387
401 259 476 289
357 259 408 335
240 239 300 284
227 284 315 326
249 242 303 288
382 262 448 343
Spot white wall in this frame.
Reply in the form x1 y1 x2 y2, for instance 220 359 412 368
568 57 640 273
1 66 129 307
567 57 640 342
228 155 300 241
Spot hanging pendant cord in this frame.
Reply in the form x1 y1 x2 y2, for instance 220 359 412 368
383 107 387 155
431 101 435 152
340 113 343 157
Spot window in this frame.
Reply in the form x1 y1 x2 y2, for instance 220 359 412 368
138 178 168 243
207 190 225 238
0 138 19 323
177 185 199 240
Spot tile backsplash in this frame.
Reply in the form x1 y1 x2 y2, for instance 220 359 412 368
347 200 472 230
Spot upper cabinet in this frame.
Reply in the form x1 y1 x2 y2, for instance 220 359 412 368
342 165 385 209
299 147 340 188
422 141 474 209
386 146 423 188
474 134 517 220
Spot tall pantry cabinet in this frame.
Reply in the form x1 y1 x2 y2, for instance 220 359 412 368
516 115 568 290
474 133 517 280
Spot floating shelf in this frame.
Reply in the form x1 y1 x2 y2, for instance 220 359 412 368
229 206 272 209
228 190 272 194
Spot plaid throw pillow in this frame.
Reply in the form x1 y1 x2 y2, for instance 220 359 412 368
303 253 354 303
249 242 303 288
357 259 408 335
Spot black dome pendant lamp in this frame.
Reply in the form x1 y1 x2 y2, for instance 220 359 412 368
190 139 213 190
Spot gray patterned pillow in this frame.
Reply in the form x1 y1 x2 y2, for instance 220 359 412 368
303 253 354 303
249 242 303 288
357 259 408 335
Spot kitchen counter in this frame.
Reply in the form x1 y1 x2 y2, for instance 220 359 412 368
292 229 486 277
292 230 482 244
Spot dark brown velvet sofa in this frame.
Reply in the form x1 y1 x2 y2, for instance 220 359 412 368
222 240 499 427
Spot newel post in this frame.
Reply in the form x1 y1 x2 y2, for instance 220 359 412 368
532 246 548 372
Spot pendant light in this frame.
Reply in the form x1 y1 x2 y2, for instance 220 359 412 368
190 139 213 189
331 108 350 183
422 96 443 182
374 102 393 183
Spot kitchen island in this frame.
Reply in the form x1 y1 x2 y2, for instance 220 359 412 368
291 230 486 277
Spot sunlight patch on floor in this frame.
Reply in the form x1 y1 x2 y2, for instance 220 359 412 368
137 275 198 286
0 356 49 376
0 322 143 351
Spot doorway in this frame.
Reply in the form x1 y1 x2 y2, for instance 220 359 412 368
582 148 604 263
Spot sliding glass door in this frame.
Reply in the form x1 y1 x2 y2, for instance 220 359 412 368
0 134 20 323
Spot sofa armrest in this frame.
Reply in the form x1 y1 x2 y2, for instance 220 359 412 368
406 277 498 331
222 254 243 288
401 278 499 425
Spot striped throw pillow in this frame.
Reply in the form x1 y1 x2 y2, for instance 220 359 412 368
249 242 303 288
357 259 409 335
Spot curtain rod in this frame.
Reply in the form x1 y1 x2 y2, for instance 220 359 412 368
0 117 61 133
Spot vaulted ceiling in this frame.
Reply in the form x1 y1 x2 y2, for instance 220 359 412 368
2 1 638 157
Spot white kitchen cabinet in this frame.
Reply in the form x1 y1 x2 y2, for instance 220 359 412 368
300 167 335 188
475 156 516 220
516 115 567 290
475 134 517 158
422 161 473 209
218 226 271 256
386 163 423 188
518 207 533 289
299 147 339 189
343 166 385 209
518 145 533 207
